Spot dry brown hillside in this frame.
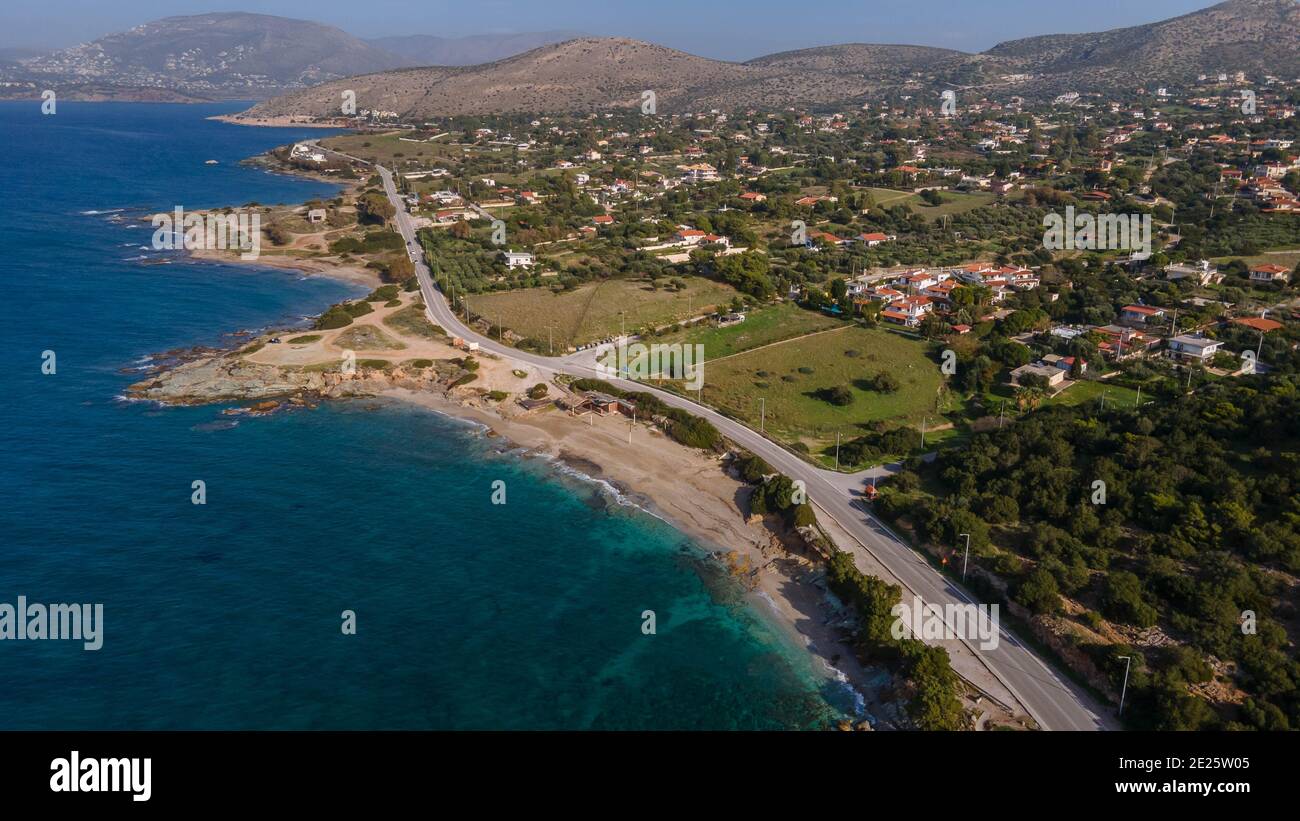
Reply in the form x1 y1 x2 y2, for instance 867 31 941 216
244 0 1300 119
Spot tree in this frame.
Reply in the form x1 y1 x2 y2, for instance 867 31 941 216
1101 571 1158 628
825 385 854 406
1014 567 1062 615
357 192 396 224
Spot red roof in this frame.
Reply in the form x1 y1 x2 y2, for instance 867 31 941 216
1232 317 1284 332
1123 305 1164 316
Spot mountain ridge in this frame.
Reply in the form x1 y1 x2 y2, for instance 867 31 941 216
245 0 1300 118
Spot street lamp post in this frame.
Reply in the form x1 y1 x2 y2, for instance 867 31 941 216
960 532 971 581
1117 655 1132 716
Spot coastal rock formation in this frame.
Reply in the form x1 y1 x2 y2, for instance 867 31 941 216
128 354 449 405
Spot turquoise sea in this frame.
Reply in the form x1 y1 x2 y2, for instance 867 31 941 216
0 101 853 729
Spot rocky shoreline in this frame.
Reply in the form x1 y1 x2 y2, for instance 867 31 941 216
127 346 464 407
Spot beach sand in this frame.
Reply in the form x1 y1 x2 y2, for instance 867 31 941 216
189 246 382 287
209 114 345 129
384 386 897 726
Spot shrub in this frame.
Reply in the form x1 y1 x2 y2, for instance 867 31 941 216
527 383 549 400
735 454 774 483
367 284 400 302
1013 567 1062 615
670 415 721 450
314 306 354 330
871 372 902 393
824 385 854 406
1101 571 1159 628
791 503 817 528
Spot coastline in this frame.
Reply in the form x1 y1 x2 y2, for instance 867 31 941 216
187 246 383 288
383 386 896 726
127 142 983 730
209 113 346 129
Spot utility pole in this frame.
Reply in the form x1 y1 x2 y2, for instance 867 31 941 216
1100 389 1108 412
759 397 766 433
999 400 1005 428
921 416 927 448
1117 655 1132 716
834 431 841 471
1135 384 1142 408
548 326 553 356
960 532 972 581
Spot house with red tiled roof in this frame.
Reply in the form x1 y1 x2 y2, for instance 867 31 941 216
794 195 837 207
1120 304 1167 325
1250 264 1291 283
1233 316 1284 333
857 232 896 246
808 230 850 247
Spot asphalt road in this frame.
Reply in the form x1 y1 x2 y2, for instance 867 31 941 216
368 157 1115 731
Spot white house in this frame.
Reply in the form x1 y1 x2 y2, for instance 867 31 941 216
1167 333 1223 362
1250 264 1291 283
503 251 535 269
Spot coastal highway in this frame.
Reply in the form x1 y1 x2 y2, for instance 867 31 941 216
369 161 1115 731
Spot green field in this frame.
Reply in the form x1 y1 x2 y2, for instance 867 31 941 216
322 132 464 167
688 325 948 456
655 302 844 360
1046 379 1142 409
1212 249 1300 272
466 277 741 351
866 187 996 222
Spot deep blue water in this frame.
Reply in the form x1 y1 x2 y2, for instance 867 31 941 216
0 102 847 729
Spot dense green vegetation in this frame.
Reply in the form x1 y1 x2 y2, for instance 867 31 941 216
825 551 966 730
877 374 1300 730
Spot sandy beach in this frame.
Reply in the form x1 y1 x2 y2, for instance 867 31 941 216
209 113 347 129
383 386 897 725
188 246 382 287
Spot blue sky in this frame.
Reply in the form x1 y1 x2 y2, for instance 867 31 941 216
3 0 1224 58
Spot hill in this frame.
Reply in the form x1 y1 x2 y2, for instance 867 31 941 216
245 0 1300 118
986 0 1300 92
11 13 413 99
367 31 586 66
